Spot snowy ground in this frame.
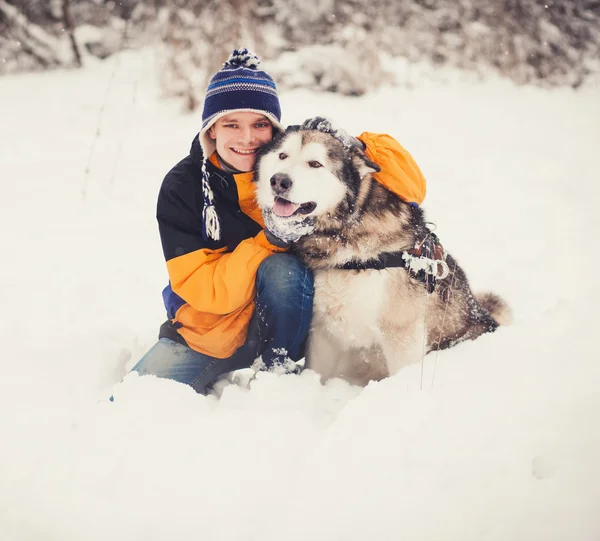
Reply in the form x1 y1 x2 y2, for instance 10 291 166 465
1 49 599 540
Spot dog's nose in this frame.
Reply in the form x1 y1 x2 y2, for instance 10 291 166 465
270 173 292 194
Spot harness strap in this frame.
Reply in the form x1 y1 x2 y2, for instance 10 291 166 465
336 251 409 271
335 233 450 293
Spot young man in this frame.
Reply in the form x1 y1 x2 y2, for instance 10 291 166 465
130 49 313 394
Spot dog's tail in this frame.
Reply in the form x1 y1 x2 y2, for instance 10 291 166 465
476 292 512 326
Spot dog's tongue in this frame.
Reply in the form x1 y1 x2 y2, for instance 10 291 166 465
273 198 300 217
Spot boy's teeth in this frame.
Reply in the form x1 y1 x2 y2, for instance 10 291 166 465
233 149 255 154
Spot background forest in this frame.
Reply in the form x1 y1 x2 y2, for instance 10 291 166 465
2 0 599 110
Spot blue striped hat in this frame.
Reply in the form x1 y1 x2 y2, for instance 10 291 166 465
199 49 284 241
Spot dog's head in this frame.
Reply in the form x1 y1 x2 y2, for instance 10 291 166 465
255 120 381 232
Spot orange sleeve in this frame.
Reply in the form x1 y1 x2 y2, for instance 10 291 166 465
166 231 287 315
357 132 427 205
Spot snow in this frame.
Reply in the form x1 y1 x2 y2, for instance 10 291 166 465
1 48 599 540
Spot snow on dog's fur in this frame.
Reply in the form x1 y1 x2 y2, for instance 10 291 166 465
255 121 510 386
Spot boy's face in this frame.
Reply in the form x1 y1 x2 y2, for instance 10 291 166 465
208 112 274 172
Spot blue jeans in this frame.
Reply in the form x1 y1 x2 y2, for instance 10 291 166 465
129 253 314 394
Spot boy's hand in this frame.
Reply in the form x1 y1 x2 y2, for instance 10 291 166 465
264 226 290 248
262 208 315 247
300 116 364 150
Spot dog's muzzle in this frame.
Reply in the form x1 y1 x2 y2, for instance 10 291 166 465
270 173 292 195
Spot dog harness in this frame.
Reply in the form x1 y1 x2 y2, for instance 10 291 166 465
335 233 450 293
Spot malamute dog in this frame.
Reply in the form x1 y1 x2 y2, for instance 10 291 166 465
255 119 510 386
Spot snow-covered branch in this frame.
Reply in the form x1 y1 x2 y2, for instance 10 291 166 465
0 0 67 72
1 0 599 92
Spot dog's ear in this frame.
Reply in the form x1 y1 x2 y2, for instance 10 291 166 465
352 149 381 178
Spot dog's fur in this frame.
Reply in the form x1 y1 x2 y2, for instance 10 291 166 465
255 126 510 386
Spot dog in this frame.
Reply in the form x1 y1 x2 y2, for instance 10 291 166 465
254 118 510 386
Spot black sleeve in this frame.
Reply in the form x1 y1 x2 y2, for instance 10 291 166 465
156 167 223 262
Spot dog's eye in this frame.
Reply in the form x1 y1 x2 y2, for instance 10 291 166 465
279 152 288 160
308 161 323 168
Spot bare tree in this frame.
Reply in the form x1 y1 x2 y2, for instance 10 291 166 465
61 0 82 67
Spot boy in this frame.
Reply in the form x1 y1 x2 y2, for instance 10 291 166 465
131 49 313 394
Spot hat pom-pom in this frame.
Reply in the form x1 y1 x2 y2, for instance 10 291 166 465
224 48 260 69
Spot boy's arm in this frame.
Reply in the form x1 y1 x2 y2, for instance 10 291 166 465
357 132 427 206
158 177 285 316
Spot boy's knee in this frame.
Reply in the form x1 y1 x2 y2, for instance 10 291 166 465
257 253 314 298
258 253 310 281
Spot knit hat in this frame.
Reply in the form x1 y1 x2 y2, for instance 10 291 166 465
199 48 284 241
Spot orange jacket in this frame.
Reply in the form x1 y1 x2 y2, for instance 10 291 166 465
158 132 426 358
